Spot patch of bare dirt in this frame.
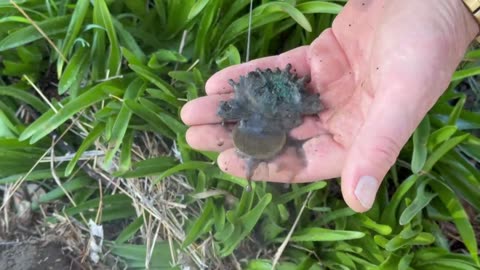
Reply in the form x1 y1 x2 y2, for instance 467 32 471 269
0 240 80 270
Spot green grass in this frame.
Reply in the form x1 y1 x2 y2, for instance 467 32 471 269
0 0 479 269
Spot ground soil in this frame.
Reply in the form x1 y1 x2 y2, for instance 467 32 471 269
0 241 80 270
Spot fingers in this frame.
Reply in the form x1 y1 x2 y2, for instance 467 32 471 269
340 75 438 213
186 125 234 152
185 115 327 152
205 46 310 95
180 94 233 126
218 135 345 183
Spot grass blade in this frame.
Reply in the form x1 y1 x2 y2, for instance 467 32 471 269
93 0 121 75
430 180 479 264
0 15 70 52
65 122 105 176
287 227 365 242
411 116 430 173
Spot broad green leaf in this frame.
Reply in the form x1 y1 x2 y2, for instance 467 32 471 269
423 134 469 172
399 180 437 225
0 15 30 24
146 88 182 107
215 44 241 69
465 48 480 59
260 220 285 242
213 200 225 231
449 147 480 185
93 0 121 75
0 16 70 52
439 165 480 212
0 169 65 184
118 129 134 173
115 216 144 244
37 176 94 204
411 116 430 173
17 45 42 63
0 100 20 126
65 194 132 216
266 2 312 32
430 104 480 130
460 141 480 162
194 0 218 61
296 1 343 14
182 199 214 247
58 0 89 74
150 0 166 25
452 66 480 81
152 49 188 63
124 100 176 139
430 180 479 264
318 207 356 225
0 110 16 137
188 0 210 20
91 26 107 80
121 46 144 66
415 257 480 270
214 222 234 242
399 253 414 270
165 0 195 38
0 86 49 113
110 243 177 268
385 232 435 251
219 0 252 27
153 161 213 184
113 19 146 63
381 174 419 226
287 227 365 242
274 181 327 204
232 185 255 220
138 98 187 134
379 254 402 270
129 64 177 97
122 157 178 178
65 122 105 176
58 45 90 94
168 71 196 84
3 60 38 75
103 78 145 169
356 215 392 235
448 95 467 125
20 84 122 143
123 0 148 16
219 193 272 257
220 8 288 48
428 125 457 150
209 167 248 187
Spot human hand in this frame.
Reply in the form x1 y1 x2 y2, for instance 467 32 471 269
181 0 478 212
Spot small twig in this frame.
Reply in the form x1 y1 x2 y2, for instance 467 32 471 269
50 135 89 224
271 192 313 269
10 0 67 63
94 175 103 224
245 0 254 62
24 75 58 113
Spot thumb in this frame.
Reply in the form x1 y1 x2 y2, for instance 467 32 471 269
341 77 441 212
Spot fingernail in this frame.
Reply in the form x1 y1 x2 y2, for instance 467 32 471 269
354 176 379 209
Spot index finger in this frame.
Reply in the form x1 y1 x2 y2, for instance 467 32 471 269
206 46 310 95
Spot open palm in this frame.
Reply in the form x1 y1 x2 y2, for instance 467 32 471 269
181 0 477 212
